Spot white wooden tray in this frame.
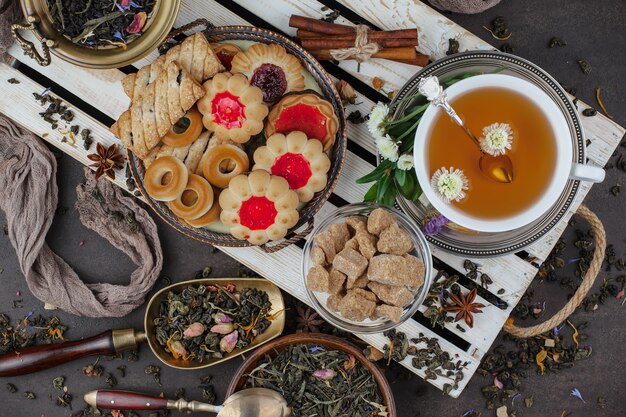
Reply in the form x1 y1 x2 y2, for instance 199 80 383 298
2 0 623 397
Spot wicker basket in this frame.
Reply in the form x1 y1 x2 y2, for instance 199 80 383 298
128 23 347 252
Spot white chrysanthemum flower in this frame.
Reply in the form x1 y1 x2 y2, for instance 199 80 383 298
367 102 389 139
480 122 513 156
376 135 399 162
431 166 469 203
397 153 414 170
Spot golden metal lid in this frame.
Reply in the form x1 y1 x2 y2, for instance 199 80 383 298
17 0 181 69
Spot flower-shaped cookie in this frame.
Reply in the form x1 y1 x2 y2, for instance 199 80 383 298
197 72 268 144
231 43 305 104
253 131 330 203
265 92 338 151
219 170 299 245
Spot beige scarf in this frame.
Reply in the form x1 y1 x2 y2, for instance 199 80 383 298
0 115 163 317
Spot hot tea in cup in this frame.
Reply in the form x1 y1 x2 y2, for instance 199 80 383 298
413 74 604 233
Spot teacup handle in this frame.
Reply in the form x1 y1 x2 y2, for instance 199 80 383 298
570 163 605 183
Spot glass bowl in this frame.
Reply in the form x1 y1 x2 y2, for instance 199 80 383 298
302 203 433 334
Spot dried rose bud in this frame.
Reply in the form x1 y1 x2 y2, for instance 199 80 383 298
219 331 238 353
213 312 234 324
170 341 187 358
336 80 357 105
210 323 234 334
127 12 147 34
183 322 205 338
313 368 335 380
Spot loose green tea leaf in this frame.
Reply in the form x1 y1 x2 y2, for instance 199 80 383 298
153 284 274 363
577 60 592 74
243 343 386 417
548 37 567 48
6 383 17 393
52 376 65 390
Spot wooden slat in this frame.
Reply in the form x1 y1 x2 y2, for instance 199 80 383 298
0 62 132 193
2 0 623 398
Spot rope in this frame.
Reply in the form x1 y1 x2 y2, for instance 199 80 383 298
330 25 380 63
503 205 605 338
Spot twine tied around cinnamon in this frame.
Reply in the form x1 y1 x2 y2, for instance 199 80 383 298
329 24 380 63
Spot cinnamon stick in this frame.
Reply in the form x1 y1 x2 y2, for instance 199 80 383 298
310 48 429 66
296 28 418 41
301 37 417 50
289 15 357 35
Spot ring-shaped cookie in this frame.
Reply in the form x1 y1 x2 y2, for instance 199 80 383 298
231 43 305 105
185 189 222 227
202 144 250 189
265 92 338 151
169 174 215 220
162 107 204 148
253 131 331 203
219 170 299 245
197 72 268 144
144 156 189 202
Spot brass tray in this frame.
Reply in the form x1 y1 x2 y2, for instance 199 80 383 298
15 0 181 68
144 278 285 370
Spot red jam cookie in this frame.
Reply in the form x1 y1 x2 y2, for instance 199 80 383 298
197 72 268 144
253 131 331 203
265 93 338 151
219 170 299 245
230 43 305 105
211 43 242 72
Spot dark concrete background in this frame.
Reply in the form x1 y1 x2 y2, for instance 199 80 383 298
1 0 625 416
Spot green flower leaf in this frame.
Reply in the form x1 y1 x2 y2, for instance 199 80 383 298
356 160 393 184
394 168 407 187
363 182 378 202
376 174 392 203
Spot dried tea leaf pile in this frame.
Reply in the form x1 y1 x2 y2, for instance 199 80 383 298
154 284 273 362
47 0 155 48
244 344 386 417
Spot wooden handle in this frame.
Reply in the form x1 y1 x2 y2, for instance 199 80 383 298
87 390 169 411
0 330 136 376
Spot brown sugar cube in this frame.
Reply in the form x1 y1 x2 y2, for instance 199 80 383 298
313 230 336 264
403 255 425 289
377 222 414 255
346 215 367 234
307 265 330 292
327 294 344 312
368 254 413 287
345 236 359 251
311 246 326 266
349 288 378 302
367 208 397 235
368 281 414 307
356 230 378 259
328 269 347 294
346 272 368 290
328 223 350 252
332 247 368 280
338 291 376 321
375 304 404 323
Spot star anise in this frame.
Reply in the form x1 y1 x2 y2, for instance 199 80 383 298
445 288 485 328
295 304 325 333
87 142 124 180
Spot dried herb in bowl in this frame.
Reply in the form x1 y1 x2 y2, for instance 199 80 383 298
46 0 155 48
153 284 273 362
243 343 387 417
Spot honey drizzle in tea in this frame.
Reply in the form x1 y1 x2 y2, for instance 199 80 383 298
427 87 557 219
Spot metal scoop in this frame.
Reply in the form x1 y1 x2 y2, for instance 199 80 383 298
417 75 514 183
84 388 291 417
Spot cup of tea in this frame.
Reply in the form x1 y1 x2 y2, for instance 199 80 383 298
413 73 604 233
